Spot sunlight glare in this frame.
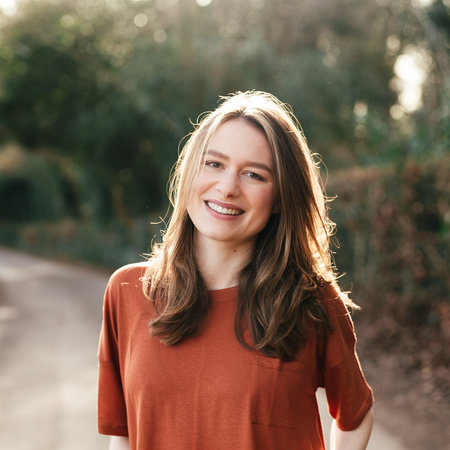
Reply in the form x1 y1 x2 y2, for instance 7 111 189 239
134 13 148 28
412 0 433 7
0 0 17 16
393 47 430 113
389 104 404 120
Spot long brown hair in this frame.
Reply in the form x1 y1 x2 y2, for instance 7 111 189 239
143 91 346 361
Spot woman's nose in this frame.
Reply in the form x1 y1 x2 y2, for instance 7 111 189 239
217 171 240 197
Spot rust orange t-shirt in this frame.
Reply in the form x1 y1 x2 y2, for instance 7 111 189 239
98 263 373 449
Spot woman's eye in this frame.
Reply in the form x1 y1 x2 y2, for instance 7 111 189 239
206 161 221 169
246 171 264 181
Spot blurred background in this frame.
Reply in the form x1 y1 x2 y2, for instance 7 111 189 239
0 0 448 448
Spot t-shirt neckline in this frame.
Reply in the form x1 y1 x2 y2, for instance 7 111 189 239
208 285 238 303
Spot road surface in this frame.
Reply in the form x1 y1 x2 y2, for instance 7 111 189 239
0 247 407 449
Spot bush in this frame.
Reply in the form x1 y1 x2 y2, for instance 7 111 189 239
328 155 449 370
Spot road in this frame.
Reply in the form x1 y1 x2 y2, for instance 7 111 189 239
0 247 407 449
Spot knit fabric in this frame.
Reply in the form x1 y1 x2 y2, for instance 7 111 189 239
98 263 373 449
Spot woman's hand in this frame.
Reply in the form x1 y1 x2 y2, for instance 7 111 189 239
330 408 374 450
109 436 130 450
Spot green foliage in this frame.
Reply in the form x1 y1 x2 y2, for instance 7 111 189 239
0 217 162 268
329 155 449 367
0 0 412 162
0 144 107 221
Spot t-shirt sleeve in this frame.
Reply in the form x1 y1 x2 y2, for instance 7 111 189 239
97 272 129 437
320 283 374 431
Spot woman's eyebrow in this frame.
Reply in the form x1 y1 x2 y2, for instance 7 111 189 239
205 149 273 174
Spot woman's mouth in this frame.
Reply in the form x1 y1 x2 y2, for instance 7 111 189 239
206 201 244 216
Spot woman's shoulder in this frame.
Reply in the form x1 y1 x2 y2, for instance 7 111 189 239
317 281 351 318
107 261 151 287
318 280 340 302
102 262 153 321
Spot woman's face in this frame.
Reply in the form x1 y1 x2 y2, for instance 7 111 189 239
187 118 277 251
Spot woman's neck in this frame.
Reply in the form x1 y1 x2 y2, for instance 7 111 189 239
194 235 254 291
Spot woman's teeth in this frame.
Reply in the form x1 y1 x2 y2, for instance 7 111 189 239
207 202 243 216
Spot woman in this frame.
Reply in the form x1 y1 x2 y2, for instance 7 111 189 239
98 91 374 450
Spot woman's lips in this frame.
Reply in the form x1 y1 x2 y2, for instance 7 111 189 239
205 201 244 216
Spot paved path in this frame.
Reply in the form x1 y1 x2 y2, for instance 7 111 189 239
0 247 407 449
0 248 109 450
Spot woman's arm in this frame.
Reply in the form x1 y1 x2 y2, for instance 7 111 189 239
330 408 374 450
109 436 130 450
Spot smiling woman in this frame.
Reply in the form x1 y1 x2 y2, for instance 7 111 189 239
98 91 374 450
187 118 277 256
